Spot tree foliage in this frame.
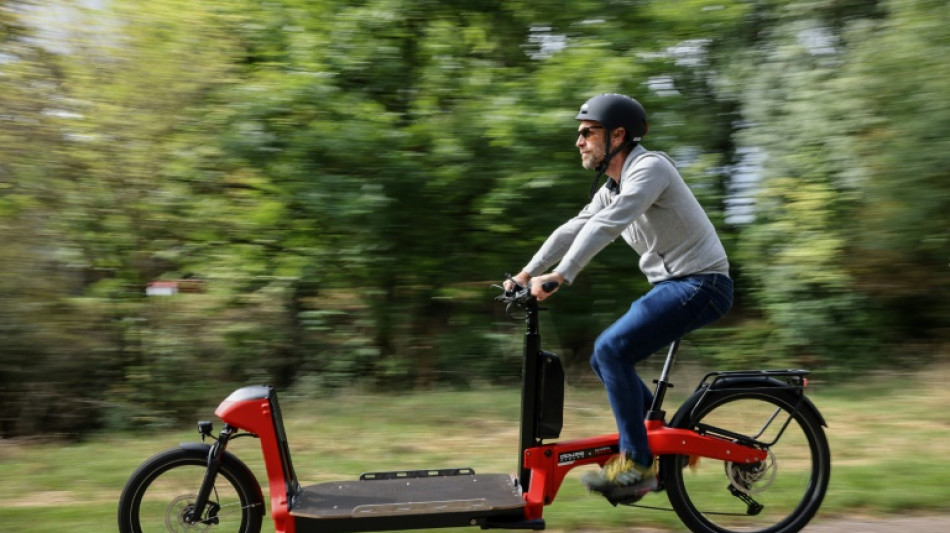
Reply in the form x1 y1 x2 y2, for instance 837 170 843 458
0 0 947 436
735 0 949 370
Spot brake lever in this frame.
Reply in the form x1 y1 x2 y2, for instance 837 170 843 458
494 275 527 302
492 279 529 311
491 284 509 301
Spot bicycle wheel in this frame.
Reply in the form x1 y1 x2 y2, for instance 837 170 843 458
118 447 264 533
661 388 830 533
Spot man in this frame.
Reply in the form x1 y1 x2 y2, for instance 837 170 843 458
504 93 733 500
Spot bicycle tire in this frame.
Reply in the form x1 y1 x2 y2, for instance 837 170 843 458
661 388 830 533
118 447 264 533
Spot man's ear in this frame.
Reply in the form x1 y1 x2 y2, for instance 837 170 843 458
612 127 627 149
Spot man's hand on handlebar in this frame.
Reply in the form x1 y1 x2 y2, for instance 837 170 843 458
531 272 564 302
503 271 532 293
496 272 563 311
499 271 563 304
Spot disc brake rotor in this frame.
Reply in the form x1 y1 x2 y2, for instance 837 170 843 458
725 448 777 495
166 495 212 532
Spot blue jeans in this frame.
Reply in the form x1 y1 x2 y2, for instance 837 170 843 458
590 274 734 467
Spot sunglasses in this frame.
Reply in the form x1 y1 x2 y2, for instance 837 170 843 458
577 125 604 139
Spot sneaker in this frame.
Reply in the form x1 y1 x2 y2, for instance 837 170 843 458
581 453 657 500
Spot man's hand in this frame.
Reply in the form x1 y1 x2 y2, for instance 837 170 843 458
503 271 532 292
531 272 565 302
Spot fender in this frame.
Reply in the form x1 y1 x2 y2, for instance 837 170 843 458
179 442 266 515
671 375 827 429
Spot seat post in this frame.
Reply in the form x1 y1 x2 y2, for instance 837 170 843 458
647 339 680 420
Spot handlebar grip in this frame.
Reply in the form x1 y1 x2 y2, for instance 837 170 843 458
541 280 560 293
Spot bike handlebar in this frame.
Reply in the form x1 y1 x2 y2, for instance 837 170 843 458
495 279 560 306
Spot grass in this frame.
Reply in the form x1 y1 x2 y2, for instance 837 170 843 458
2 366 950 532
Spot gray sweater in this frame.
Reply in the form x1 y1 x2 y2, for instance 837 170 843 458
523 145 729 284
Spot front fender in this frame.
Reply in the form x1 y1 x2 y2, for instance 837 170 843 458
671 376 827 429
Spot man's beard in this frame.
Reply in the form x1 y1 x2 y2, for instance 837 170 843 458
581 149 604 170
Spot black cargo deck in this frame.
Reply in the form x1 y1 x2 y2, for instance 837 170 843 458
290 469 529 532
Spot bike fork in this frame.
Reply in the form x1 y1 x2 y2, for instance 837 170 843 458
187 424 236 525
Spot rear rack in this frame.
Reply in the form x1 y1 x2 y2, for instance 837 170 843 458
688 370 813 449
700 369 810 390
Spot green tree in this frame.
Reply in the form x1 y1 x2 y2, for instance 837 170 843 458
0 0 105 436
0 0 264 434
735 0 949 369
6 0 946 437
833 0 950 350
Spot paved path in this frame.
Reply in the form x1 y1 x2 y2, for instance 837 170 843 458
569 515 950 533
803 515 950 532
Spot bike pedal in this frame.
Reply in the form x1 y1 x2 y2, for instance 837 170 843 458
591 484 655 507
606 492 645 507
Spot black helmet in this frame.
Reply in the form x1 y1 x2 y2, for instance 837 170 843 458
576 94 648 199
575 93 648 143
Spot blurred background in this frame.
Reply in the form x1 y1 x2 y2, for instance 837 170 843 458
1 0 948 440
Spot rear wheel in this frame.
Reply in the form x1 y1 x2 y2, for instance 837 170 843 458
118 447 264 533
661 389 830 533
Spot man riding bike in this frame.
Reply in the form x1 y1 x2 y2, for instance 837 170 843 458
505 93 733 500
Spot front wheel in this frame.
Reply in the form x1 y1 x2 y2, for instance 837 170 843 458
661 389 830 533
118 447 264 533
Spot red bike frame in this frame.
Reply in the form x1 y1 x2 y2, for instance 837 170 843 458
215 391 297 533
520 422 767 520
214 389 767 531
211 290 770 533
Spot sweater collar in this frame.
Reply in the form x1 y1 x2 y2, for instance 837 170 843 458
606 145 649 193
